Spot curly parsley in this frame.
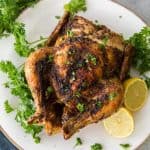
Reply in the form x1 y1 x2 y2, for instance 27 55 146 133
0 61 43 143
64 0 87 15
4 100 14 113
129 26 150 88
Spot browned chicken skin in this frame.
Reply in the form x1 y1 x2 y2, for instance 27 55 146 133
25 15 133 139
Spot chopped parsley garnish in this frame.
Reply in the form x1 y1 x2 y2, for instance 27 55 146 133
91 143 103 150
55 16 61 19
86 54 97 66
76 103 85 113
129 27 150 88
96 101 102 108
4 100 14 113
99 36 109 50
64 0 87 15
108 92 117 101
120 143 131 149
75 137 83 147
67 30 74 37
48 54 54 62
74 91 81 98
46 86 53 95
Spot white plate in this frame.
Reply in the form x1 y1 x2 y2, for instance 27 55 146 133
0 0 149 150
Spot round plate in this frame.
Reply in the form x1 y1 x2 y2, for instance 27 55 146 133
0 0 149 150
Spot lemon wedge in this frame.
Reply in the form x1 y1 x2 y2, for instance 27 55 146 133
123 77 148 111
103 107 134 138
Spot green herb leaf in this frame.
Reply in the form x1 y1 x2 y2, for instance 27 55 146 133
86 54 97 66
48 54 54 62
75 137 83 147
74 90 81 98
91 143 103 150
46 86 53 97
76 103 85 113
12 22 33 57
128 26 150 88
0 0 39 38
55 16 61 19
64 0 87 15
96 101 102 108
67 30 74 37
108 92 117 101
4 100 14 113
120 143 131 150
99 36 109 50
129 27 150 74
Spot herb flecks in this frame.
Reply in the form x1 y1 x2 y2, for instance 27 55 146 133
76 103 85 113
46 86 53 96
48 54 54 62
75 137 83 147
74 91 81 98
96 101 102 108
108 92 117 101
4 100 14 113
64 0 87 15
55 16 61 19
86 54 97 66
99 36 109 50
120 143 131 150
91 143 103 150
67 30 74 37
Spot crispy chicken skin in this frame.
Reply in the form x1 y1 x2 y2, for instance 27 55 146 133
25 15 133 139
25 47 63 134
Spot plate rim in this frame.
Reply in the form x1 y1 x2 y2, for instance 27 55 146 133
0 0 148 150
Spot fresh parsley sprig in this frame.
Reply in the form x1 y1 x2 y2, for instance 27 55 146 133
0 61 43 143
64 0 87 15
129 26 150 88
4 100 14 113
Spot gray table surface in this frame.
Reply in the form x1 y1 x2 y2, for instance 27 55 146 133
0 0 150 150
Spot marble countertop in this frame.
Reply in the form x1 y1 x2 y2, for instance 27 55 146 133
0 0 150 150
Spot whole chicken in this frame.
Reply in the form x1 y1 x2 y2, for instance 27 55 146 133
25 13 133 139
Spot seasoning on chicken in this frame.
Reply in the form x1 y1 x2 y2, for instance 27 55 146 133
25 15 133 139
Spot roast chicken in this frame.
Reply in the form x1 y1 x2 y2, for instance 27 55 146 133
25 12 133 139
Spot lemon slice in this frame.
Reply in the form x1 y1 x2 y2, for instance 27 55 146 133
124 77 148 111
103 108 134 138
